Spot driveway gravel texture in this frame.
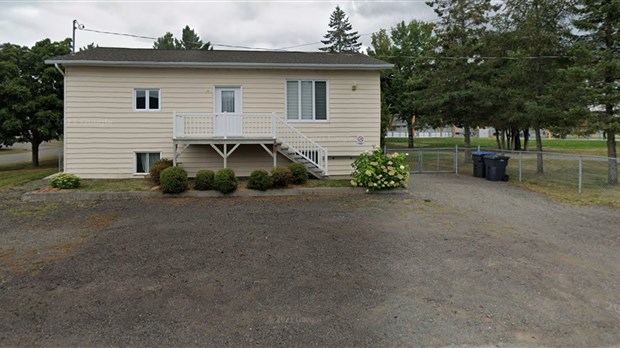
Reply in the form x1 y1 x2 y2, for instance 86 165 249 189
0 174 619 347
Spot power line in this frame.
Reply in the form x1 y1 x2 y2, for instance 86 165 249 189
374 55 570 60
77 22 378 52
76 22 281 51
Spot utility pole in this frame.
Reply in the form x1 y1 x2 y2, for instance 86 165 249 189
72 19 77 54
72 19 84 54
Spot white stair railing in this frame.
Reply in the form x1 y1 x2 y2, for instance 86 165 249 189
273 114 328 176
173 112 328 176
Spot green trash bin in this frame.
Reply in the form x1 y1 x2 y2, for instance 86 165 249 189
484 155 510 181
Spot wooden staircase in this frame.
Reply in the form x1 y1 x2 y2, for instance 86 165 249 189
277 143 328 179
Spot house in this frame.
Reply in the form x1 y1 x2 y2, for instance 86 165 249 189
46 48 392 179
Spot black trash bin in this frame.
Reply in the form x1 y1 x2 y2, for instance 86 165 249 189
484 155 510 181
472 151 496 178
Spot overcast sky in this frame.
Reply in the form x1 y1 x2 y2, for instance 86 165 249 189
0 0 437 52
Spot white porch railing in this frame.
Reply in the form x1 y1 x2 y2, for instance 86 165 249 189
174 112 275 139
173 112 328 175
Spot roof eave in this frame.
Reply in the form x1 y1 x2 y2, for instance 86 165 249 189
44 59 394 70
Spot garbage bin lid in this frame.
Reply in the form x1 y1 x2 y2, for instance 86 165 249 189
483 154 511 160
473 151 496 155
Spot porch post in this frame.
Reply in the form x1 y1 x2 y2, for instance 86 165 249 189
223 143 228 168
173 143 177 166
273 142 277 168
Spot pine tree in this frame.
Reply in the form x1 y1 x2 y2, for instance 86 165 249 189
572 0 619 185
320 6 361 53
425 0 499 152
153 26 212 50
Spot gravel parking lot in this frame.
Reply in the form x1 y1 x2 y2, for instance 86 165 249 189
0 175 619 347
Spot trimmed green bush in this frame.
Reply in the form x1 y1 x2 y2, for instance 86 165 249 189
160 166 188 194
247 169 272 191
214 168 238 194
288 163 309 185
50 173 81 189
271 167 293 188
194 169 215 190
149 158 174 185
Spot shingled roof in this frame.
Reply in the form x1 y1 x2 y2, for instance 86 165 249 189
46 47 392 70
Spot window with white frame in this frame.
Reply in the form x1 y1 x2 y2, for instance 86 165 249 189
134 89 160 111
135 152 161 174
286 80 327 121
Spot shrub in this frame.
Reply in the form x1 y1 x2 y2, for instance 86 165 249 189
271 167 293 188
288 163 309 185
351 147 410 190
194 169 215 190
50 173 81 189
247 169 272 191
149 158 174 185
160 166 188 194
214 168 238 194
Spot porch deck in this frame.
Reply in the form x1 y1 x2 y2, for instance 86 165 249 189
172 112 328 176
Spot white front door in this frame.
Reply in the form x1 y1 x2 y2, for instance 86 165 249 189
214 87 242 136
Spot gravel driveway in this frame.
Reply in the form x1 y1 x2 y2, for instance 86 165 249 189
0 175 619 347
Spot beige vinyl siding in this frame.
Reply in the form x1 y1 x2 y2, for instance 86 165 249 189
64 66 380 178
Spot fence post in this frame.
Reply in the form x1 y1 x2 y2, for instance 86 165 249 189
578 156 583 193
455 144 459 174
477 145 480 152
519 151 522 182
419 147 423 172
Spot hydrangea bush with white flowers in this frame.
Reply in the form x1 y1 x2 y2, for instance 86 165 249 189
351 147 409 190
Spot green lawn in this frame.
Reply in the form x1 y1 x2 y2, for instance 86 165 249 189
0 148 28 156
386 137 613 156
0 160 58 190
302 178 351 188
78 179 153 192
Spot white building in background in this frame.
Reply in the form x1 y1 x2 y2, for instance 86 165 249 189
385 119 495 139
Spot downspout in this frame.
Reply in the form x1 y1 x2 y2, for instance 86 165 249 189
54 63 65 76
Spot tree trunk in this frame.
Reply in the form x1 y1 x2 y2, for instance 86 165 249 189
500 130 506 150
607 130 617 185
464 124 472 164
495 130 501 149
407 119 415 148
523 129 530 151
534 126 544 174
31 140 41 167
513 128 521 151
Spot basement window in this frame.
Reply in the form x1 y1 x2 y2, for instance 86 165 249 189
135 152 161 174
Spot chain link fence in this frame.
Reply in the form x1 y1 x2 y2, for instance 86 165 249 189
386 145 619 193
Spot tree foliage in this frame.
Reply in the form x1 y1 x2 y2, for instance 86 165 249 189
424 0 499 150
320 6 362 53
0 38 71 165
153 26 212 50
571 0 620 184
369 20 436 148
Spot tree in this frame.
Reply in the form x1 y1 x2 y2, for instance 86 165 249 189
153 26 212 50
368 20 436 148
320 6 362 53
498 0 575 173
425 0 499 152
572 0 620 185
80 43 98 52
0 38 71 166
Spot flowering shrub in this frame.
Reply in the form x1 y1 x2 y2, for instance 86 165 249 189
50 173 81 189
351 148 409 190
